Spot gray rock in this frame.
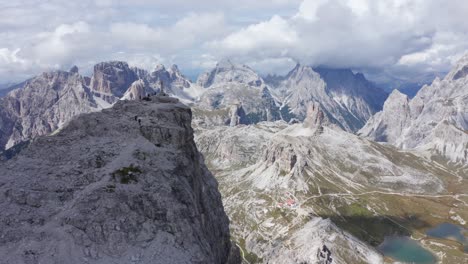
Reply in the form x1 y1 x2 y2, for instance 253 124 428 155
70 65 79 74
196 59 264 88
194 61 281 127
265 64 388 132
90 61 138 99
0 71 101 151
0 96 240 264
0 61 200 152
359 53 468 162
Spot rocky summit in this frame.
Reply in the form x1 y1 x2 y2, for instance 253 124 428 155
360 54 468 162
0 95 240 264
193 60 281 127
265 64 388 132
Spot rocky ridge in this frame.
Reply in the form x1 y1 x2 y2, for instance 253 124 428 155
0 95 240 264
0 62 200 152
265 64 388 132
193 60 281 127
359 54 468 162
0 68 101 151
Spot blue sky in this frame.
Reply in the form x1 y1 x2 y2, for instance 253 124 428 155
1 0 468 85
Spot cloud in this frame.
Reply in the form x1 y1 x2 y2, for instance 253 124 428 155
208 15 297 57
0 48 38 81
0 10 228 81
109 12 227 51
208 0 468 79
0 0 468 83
31 22 91 64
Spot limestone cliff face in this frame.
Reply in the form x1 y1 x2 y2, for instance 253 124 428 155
90 61 138 99
359 54 468 162
195 60 281 127
0 69 100 151
0 96 240 264
265 65 388 132
121 80 149 100
0 61 200 152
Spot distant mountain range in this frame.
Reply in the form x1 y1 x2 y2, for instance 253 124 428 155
1 55 467 264
0 60 389 151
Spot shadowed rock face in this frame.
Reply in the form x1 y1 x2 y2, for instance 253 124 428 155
91 61 138 98
0 70 99 151
453 65 468 80
359 54 468 162
0 96 240 264
264 65 388 132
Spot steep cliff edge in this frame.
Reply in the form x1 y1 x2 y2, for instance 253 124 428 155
0 96 239 264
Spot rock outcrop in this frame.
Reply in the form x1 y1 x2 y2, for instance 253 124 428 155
359 54 468 162
196 59 264 88
90 61 138 100
265 64 388 132
121 79 149 101
0 69 101 151
195 60 280 126
0 95 240 264
302 103 330 132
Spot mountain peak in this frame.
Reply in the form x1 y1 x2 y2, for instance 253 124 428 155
196 60 263 88
69 65 79 74
447 53 468 81
286 64 319 80
91 61 137 98
94 61 130 69
153 63 166 72
216 58 236 69
170 64 180 73
382 89 409 111
360 54 468 161
388 88 408 100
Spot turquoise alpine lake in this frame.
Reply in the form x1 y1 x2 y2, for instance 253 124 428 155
378 236 437 264
426 222 467 252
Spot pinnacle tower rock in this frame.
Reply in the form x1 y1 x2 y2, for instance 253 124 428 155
303 102 328 132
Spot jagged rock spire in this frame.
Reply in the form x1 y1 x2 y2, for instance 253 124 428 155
159 79 167 96
69 65 79 74
303 102 328 131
